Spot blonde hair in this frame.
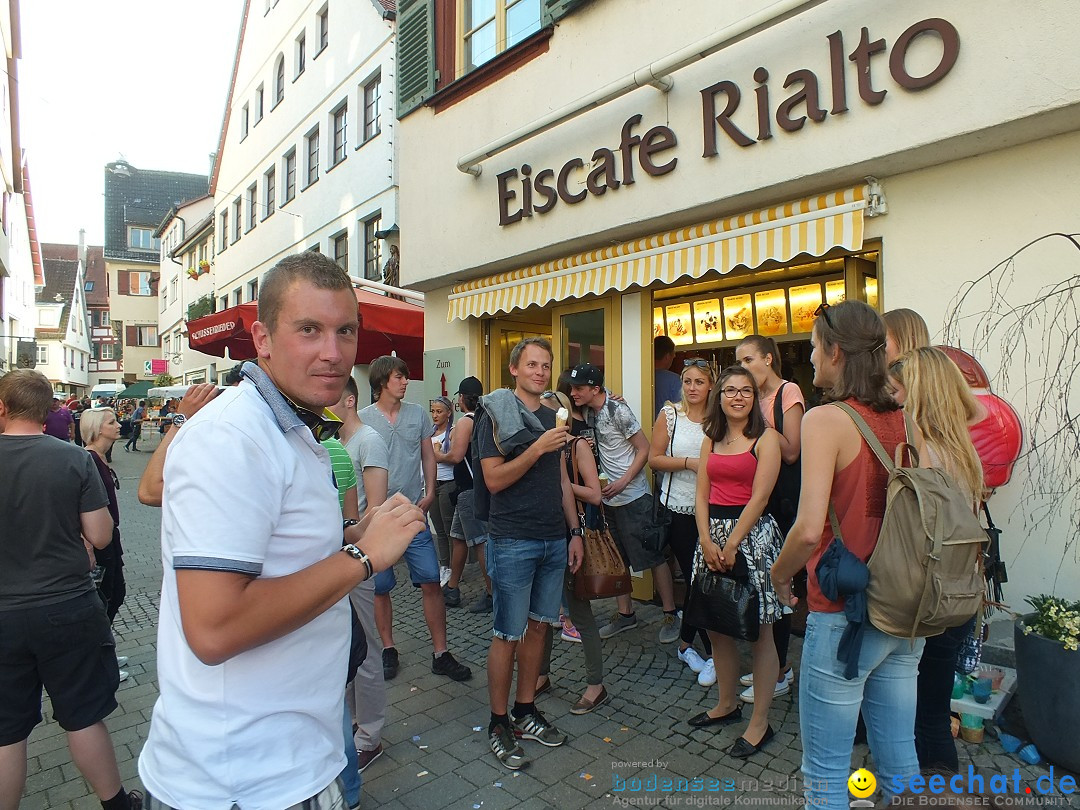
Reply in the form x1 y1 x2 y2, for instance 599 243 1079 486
676 359 715 414
895 347 983 500
883 308 931 356
80 408 116 445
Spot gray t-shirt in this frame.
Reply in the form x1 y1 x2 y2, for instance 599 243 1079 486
476 403 565 541
359 401 432 504
343 424 390 514
0 434 109 610
590 395 651 507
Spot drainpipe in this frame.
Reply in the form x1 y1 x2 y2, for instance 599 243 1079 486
457 0 825 176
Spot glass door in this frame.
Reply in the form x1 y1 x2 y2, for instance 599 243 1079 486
553 298 617 393
485 319 552 392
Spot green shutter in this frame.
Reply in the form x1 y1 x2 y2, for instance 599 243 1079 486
396 0 436 118
542 0 590 26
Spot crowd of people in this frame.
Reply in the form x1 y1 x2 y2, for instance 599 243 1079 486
0 247 993 810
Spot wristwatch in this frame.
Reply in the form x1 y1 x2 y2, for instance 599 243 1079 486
341 543 374 580
170 413 187 429
570 528 584 537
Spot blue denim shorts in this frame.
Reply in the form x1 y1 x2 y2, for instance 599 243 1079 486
486 537 566 641
373 527 440 595
450 489 488 547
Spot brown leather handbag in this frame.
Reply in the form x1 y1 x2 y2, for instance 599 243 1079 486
567 438 633 601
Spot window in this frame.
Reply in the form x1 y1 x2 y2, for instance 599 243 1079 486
171 277 178 301
363 214 382 281
134 326 158 347
317 5 328 52
164 335 171 358
241 104 250 139
100 342 114 361
296 31 306 76
463 0 541 73
220 210 229 251
306 127 320 186
331 102 347 166
36 344 47 364
307 243 321 254
198 242 208 263
128 227 159 251
128 271 152 296
247 183 258 230
80 353 84 370
161 284 168 311
333 231 348 271
84 281 94 292
219 295 229 311
255 85 264 122
93 309 110 327
264 166 276 217
274 55 285 107
232 288 242 307
362 74 381 142
233 198 243 241
248 279 259 301
284 149 296 202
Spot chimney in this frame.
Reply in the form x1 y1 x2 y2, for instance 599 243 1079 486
78 228 86 265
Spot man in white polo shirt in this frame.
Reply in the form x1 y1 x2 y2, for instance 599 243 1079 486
138 253 424 810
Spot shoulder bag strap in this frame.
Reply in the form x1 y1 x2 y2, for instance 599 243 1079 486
664 407 678 508
569 436 586 526
773 383 786 433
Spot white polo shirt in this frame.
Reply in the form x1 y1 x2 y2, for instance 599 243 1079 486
139 365 348 810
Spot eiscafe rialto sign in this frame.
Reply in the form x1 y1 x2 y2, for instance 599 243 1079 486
496 17 959 226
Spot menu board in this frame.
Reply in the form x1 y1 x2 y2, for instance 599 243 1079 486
664 303 694 345
722 294 753 341
753 289 788 337
653 307 666 338
865 277 879 309
692 298 724 343
789 283 823 333
825 279 847 306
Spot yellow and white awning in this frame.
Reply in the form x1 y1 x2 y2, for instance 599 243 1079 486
448 183 882 321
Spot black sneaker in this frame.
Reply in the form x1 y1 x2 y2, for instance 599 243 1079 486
432 650 472 681
443 585 461 607
489 723 528 770
511 708 568 747
127 790 144 810
383 647 399 680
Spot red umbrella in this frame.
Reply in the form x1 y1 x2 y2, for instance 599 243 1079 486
185 291 425 377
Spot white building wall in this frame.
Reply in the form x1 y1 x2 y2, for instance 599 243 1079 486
1 193 36 374
212 0 398 299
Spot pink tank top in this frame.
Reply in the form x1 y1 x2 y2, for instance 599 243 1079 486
706 447 757 506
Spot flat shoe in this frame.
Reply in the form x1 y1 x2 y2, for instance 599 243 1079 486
687 706 742 727
535 677 552 697
570 686 610 715
727 724 775 758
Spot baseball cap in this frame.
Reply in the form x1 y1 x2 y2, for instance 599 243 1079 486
455 376 484 396
569 363 604 387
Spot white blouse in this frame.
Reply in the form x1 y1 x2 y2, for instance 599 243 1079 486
658 404 705 514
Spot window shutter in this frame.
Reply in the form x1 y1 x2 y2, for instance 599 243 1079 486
542 0 590 26
125 325 137 346
118 271 130 296
396 0 436 117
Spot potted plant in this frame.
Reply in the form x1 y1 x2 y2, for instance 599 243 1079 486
186 267 199 280
198 259 211 275
1014 595 1080 772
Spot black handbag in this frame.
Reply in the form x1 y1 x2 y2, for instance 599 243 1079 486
684 550 760 641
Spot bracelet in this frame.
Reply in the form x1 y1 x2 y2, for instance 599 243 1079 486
341 544 374 579
683 457 688 470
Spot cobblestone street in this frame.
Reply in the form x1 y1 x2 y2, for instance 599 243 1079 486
19 443 1078 809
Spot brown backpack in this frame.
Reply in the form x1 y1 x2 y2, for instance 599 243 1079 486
830 402 985 640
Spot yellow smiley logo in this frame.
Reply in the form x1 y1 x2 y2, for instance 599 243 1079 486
848 768 876 798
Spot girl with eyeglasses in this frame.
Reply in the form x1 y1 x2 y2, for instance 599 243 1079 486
689 366 783 759
648 358 716 686
771 300 929 808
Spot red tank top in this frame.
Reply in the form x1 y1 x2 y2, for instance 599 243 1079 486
807 399 908 613
706 445 757 506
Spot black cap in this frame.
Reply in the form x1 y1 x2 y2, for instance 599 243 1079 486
455 376 484 396
569 363 604 387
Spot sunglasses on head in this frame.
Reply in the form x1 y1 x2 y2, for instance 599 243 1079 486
283 395 343 442
814 302 835 330
683 359 710 369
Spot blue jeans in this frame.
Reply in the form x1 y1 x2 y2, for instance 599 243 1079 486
373 527 440 594
800 611 924 809
340 702 360 808
487 537 566 641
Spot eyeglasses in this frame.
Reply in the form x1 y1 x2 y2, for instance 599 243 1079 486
720 386 754 399
283 395 343 442
814 302 835 330
888 359 904 378
683 359 710 369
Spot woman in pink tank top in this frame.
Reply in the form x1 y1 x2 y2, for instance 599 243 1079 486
688 366 783 759
770 301 928 809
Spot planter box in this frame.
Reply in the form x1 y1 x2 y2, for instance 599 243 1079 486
1014 615 1080 772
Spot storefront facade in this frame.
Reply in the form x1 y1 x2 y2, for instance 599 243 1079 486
397 0 1080 602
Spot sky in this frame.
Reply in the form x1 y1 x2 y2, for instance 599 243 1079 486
19 0 246 245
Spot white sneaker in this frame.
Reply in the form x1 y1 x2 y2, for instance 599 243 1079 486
439 566 452 587
116 656 128 667
118 670 129 684
697 658 717 687
678 647 707 673
739 669 793 703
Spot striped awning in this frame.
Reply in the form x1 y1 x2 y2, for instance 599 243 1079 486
448 183 882 321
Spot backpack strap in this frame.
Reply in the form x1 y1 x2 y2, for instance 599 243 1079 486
773 383 786 433
833 401 899 472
